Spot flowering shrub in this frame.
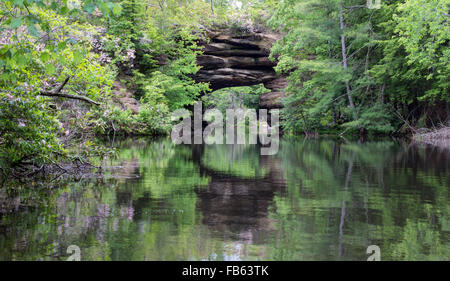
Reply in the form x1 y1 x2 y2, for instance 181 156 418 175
0 92 64 173
0 1 119 174
230 13 258 33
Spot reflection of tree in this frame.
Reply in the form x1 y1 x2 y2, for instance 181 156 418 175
0 138 215 260
266 138 449 260
392 219 448 260
0 138 448 261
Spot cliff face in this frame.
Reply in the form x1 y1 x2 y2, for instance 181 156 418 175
195 30 286 109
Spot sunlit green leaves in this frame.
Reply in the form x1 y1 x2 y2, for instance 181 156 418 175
15 53 27 67
393 0 449 101
44 64 56 75
73 50 84 65
60 6 69 15
112 4 122 15
40 51 51 63
57 41 67 51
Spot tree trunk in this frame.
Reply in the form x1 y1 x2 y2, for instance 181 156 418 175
339 2 355 110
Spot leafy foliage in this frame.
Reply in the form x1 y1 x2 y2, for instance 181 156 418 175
268 0 449 135
1 0 449 175
202 84 269 113
0 0 118 173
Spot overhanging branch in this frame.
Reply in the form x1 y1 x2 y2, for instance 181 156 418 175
39 76 100 106
40 91 100 105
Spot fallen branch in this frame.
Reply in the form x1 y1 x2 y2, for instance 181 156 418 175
394 110 417 134
39 76 100 106
41 92 100 105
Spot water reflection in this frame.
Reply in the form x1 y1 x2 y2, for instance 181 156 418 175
0 137 448 261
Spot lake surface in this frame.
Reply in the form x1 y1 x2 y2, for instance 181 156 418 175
0 137 448 261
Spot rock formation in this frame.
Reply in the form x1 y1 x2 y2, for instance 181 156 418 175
195 30 286 109
111 30 287 112
111 81 140 114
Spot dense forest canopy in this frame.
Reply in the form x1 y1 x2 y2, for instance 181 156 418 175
0 0 449 176
271 0 449 134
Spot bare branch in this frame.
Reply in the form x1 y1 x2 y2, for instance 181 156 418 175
40 92 101 105
39 76 100 105
54 76 70 94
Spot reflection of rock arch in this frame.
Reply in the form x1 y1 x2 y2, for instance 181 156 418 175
194 30 287 110
191 144 286 243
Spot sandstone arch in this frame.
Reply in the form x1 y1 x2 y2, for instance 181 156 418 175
195 30 287 110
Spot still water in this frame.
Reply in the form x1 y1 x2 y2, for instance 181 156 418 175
0 137 448 261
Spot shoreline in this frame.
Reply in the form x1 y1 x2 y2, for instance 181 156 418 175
412 127 450 148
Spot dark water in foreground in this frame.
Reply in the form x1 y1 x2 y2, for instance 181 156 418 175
0 137 448 261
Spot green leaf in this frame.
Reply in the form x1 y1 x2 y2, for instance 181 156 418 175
66 38 77 44
16 54 27 67
112 4 122 16
60 6 69 15
57 41 67 51
10 17 23 29
0 46 9 56
69 8 80 16
39 21 50 32
45 64 56 75
98 3 109 15
40 52 50 63
73 50 83 65
83 3 96 13
50 1 59 10
27 24 40 37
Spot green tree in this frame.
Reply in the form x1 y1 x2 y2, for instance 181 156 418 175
269 0 448 135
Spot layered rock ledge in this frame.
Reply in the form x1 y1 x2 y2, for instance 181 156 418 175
194 31 286 109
